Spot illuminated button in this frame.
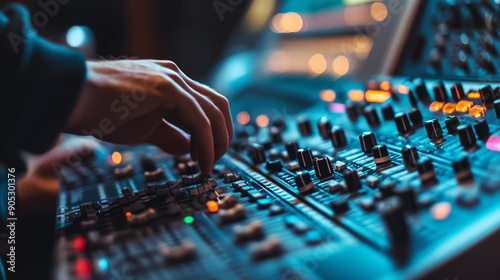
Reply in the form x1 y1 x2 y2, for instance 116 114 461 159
348 89 365 102
445 115 460 134
429 101 445 112
469 105 486 118
442 103 456 114
431 202 451 220
398 85 410 94
456 100 473 113
380 81 391 91
207 201 219 212
72 236 86 252
75 258 92 278
365 90 391 103
468 92 480 99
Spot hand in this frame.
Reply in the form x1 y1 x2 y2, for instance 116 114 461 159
65 60 233 174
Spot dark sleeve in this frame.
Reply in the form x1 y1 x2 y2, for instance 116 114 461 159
0 4 87 173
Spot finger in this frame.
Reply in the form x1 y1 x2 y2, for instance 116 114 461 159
145 120 190 156
159 61 234 143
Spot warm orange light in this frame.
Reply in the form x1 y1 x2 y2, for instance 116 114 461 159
380 81 391 91
332 55 350 76
432 202 451 220
468 92 480 99
348 90 365 102
456 100 473 113
125 212 132 217
271 12 303 33
365 90 391 103
207 201 219 212
442 103 456 114
370 2 388 22
256 114 270 127
469 105 486 118
320 89 336 102
309 53 327 75
237 111 250 125
429 101 445 112
398 85 410 94
111 152 122 165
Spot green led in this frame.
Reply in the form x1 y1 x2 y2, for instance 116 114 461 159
184 216 194 224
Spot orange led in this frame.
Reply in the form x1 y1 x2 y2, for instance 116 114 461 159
397 85 409 94
468 92 480 99
442 103 456 114
256 114 270 127
348 89 365 102
236 111 250 125
111 152 122 165
456 100 473 113
125 212 132 217
365 90 391 103
319 89 336 102
207 201 219 212
432 202 451 220
380 81 391 91
429 101 445 112
469 105 486 118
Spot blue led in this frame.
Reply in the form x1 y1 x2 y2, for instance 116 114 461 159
97 257 109 272
66 26 88 48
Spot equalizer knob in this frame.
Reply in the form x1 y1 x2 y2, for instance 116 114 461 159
318 117 332 140
408 108 423 126
297 149 314 169
248 144 266 164
331 126 347 149
458 125 477 149
269 127 282 143
285 141 299 160
359 132 378 155
346 103 359 122
424 119 444 142
394 113 412 135
294 171 314 193
298 118 312 137
417 157 437 186
452 156 473 183
363 106 381 127
343 170 361 192
433 81 448 102
313 157 333 179
401 146 419 171
414 80 431 104
382 104 395 121
451 83 465 103
474 119 489 140
372 145 391 167
479 85 495 108
378 196 410 245
445 115 460 134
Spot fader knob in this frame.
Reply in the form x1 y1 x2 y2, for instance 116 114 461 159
346 103 359 122
394 186 418 213
494 99 500 119
372 145 391 167
297 149 314 169
318 117 332 140
445 115 460 134
285 141 299 160
451 83 465 103
297 119 312 137
408 89 419 108
417 157 437 186
474 119 489 140
378 196 409 245
294 171 314 193
479 85 495 108
401 146 419 171
363 106 381 127
452 156 473 183
414 80 431 104
331 126 347 149
269 127 282 143
330 198 349 214
458 125 477 149
382 104 395 121
408 108 423 126
266 160 283 173
394 113 412 135
433 81 448 102
248 143 266 164
359 132 377 155
313 157 333 179
343 170 361 192
424 119 444 142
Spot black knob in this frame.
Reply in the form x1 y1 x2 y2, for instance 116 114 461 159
433 81 448 102
394 186 418 213
331 126 347 149
378 196 409 245
474 119 489 140
269 127 282 143
294 171 314 193
451 83 465 103
363 106 381 127
140 156 157 172
408 89 419 107
445 115 460 134
408 107 423 126
379 179 396 198
372 145 391 167
330 198 349 214
313 157 333 179
452 156 473 183
401 146 419 171
343 170 361 192
414 80 431 104
359 132 378 155
394 113 412 135
248 143 266 164
494 99 500 119
346 103 359 122
298 118 312 137
285 141 299 160
479 85 495 108
318 117 332 140
271 118 286 131
265 160 283 173
417 157 437 186
382 104 395 121
458 125 477 149
297 149 314 169
424 119 444 142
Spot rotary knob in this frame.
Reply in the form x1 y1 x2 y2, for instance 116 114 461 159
331 126 347 149
318 117 332 140
378 196 410 245
414 80 431 104
269 127 282 143
451 83 465 103
394 186 418 213
285 141 299 160
343 170 361 192
382 104 395 121
346 103 359 122
458 125 477 150
265 160 283 173
372 145 391 167
433 81 448 102
409 107 423 126
424 119 444 142
474 119 489 140
452 156 473 183
313 157 333 179
297 149 314 169
394 113 412 135
417 157 437 186
401 146 419 171
248 144 266 164
363 106 381 127
297 118 312 137
445 115 460 134
479 85 495 108
359 132 378 155
294 171 314 193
